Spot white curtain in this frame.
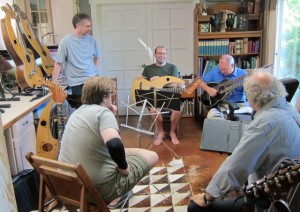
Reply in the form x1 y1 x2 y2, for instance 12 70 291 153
262 0 277 67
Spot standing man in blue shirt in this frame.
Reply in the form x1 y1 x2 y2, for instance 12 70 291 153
198 55 247 119
52 13 101 109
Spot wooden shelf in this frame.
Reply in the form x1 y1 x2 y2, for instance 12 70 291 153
198 31 262 39
198 13 260 22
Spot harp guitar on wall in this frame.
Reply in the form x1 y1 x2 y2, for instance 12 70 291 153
1 3 44 89
13 4 55 77
36 80 67 160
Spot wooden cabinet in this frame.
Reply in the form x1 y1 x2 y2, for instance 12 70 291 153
193 2 262 119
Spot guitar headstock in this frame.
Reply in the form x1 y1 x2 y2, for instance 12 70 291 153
255 64 274 73
12 4 27 20
1 4 15 18
42 80 67 103
245 164 300 200
185 77 202 94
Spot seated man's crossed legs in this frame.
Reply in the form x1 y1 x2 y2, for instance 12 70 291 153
149 108 181 145
207 102 250 119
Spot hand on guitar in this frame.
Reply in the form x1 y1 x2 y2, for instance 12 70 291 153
206 87 218 97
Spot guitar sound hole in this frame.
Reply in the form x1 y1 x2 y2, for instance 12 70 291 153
26 55 31 63
28 35 32 39
42 143 53 152
40 120 47 126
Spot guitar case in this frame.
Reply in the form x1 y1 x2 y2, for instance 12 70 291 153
12 169 39 212
200 119 250 153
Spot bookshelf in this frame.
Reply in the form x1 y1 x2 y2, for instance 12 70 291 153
194 1 262 119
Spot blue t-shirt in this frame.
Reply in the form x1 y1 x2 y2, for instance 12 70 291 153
202 66 247 102
56 33 101 86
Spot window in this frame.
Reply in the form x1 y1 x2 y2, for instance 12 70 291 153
25 0 54 44
275 0 300 105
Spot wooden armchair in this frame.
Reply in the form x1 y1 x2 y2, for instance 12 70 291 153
25 152 109 212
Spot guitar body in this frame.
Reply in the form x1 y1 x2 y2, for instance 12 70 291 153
201 80 230 107
1 4 43 89
132 76 186 102
36 99 59 160
13 4 54 76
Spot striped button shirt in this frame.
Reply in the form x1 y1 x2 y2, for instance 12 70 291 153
206 97 300 198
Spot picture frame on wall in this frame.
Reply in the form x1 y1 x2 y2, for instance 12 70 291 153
236 13 248 31
200 22 210 33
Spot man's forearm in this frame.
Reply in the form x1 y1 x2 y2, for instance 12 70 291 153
52 62 62 82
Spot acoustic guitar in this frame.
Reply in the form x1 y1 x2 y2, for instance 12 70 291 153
200 64 274 108
201 74 246 107
36 80 67 160
1 4 44 89
13 4 54 77
132 76 201 102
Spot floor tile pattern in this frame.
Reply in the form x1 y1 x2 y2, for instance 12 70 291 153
111 158 192 211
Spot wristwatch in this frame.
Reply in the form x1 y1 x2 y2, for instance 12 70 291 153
203 193 215 206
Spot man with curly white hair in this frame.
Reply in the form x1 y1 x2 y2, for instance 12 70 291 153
188 71 300 211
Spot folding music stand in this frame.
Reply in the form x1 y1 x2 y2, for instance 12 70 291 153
135 89 181 111
134 89 181 158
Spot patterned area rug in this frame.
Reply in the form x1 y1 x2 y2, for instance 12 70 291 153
111 158 193 211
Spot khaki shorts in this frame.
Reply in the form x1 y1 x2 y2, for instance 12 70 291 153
96 153 150 203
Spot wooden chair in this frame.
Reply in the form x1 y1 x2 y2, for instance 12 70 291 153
25 152 109 212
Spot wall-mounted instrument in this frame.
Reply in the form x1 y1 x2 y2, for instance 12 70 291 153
1 3 43 90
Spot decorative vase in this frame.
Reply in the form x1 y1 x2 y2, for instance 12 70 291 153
210 14 219 32
226 14 235 31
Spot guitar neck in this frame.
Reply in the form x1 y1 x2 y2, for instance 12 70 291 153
217 75 246 94
219 74 246 87
157 87 186 93
245 164 300 199
56 103 65 142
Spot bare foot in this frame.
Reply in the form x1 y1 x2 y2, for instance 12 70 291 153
170 134 179 145
154 134 164 145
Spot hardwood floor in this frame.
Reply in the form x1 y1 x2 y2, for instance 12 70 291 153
119 115 228 195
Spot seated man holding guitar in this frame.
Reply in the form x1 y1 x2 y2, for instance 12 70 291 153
188 71 300 212
199 54 248 119
137 45 182 145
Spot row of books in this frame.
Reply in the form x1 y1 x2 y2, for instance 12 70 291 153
181 99 194 117
230 38 260 55
198 38 260 55
236 56 260 70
